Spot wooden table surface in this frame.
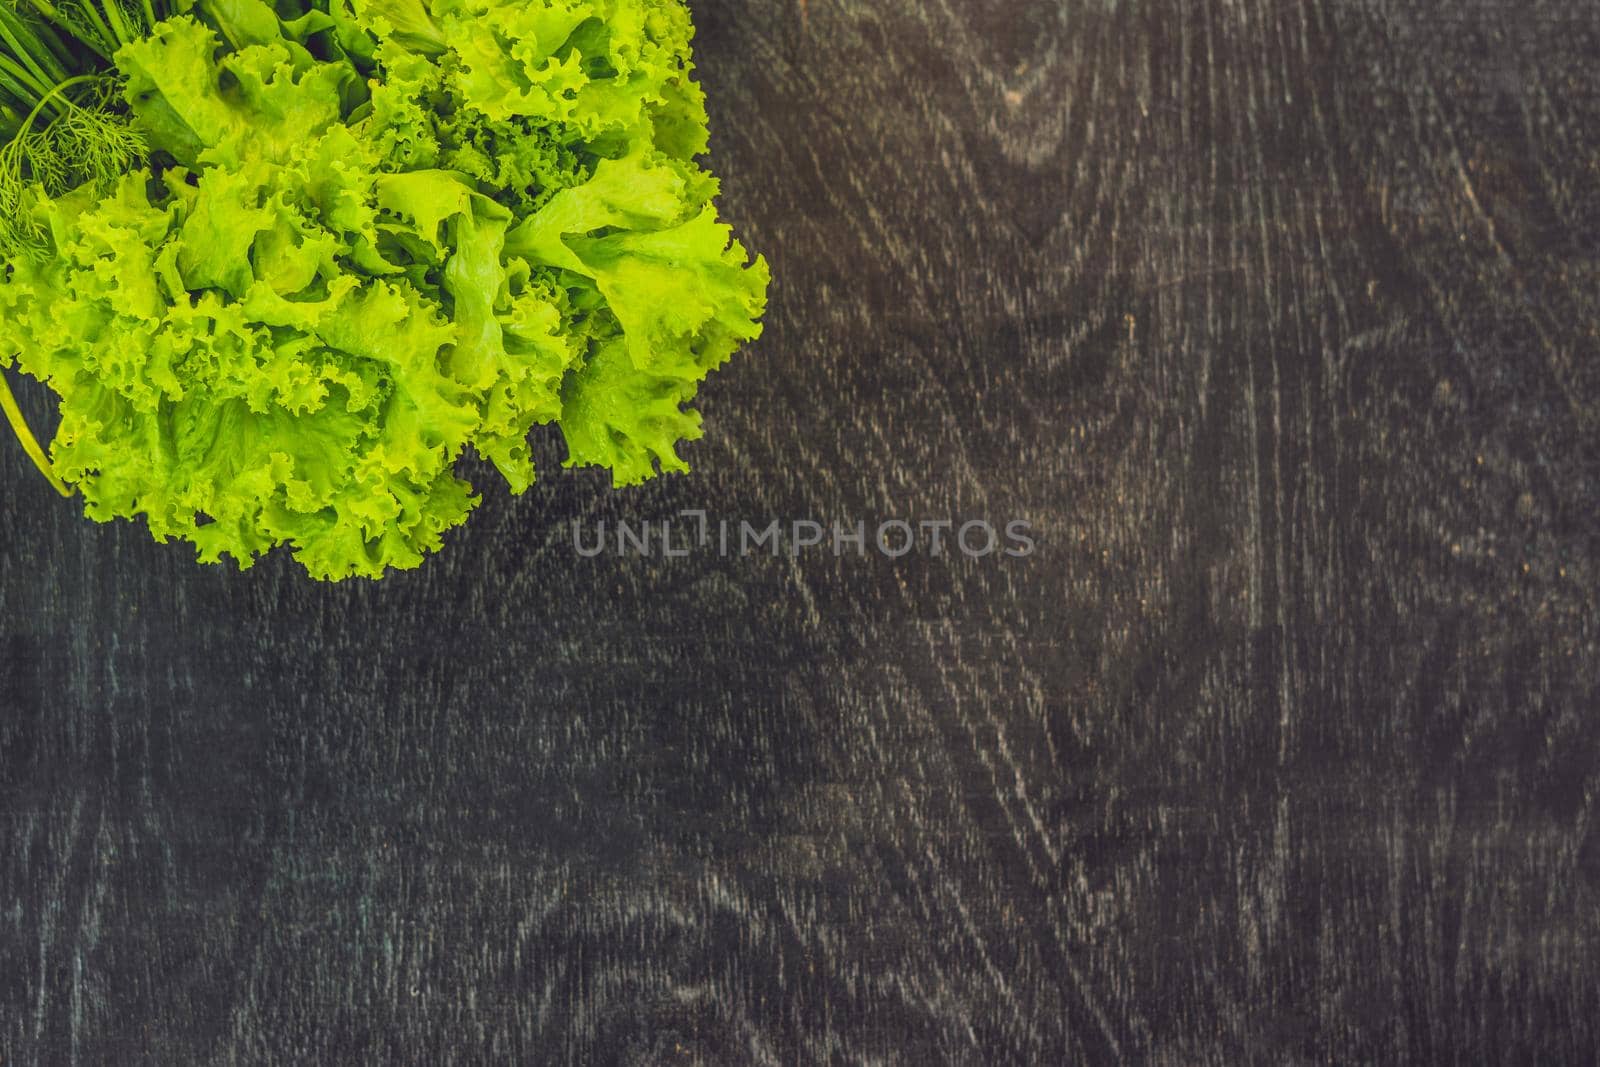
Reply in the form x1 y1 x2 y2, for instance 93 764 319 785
4 0 1599 1062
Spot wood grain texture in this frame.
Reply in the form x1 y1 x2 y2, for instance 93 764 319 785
3 0 1599 1062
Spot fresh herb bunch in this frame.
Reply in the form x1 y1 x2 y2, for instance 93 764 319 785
0 0 769 579
0 0 165 249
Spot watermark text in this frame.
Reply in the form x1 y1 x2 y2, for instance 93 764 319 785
572 512 1036 559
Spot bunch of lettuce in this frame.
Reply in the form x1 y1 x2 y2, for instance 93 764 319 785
0 0 768 579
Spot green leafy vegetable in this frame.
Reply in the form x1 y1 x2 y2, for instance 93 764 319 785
0 0 768 579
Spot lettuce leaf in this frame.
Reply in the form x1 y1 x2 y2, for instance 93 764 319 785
1 0 767 578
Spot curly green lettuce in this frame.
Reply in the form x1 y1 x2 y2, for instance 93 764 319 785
0 0 768 579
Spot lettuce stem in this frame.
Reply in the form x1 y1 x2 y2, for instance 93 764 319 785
0 367 72 498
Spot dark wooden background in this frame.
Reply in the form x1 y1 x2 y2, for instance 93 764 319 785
4 0 1599 1062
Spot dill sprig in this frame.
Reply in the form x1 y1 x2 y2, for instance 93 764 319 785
0 75 146 252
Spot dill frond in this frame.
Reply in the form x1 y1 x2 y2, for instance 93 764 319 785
0 126 50 255
0 73 120 256
51 83 144 186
